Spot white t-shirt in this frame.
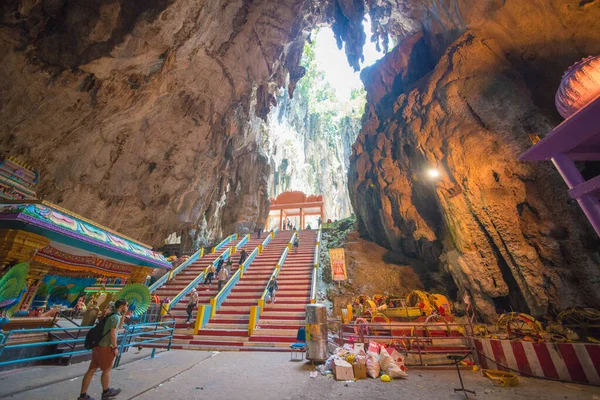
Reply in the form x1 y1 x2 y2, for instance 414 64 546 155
217 268 229 281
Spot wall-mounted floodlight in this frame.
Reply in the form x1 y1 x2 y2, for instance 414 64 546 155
427 169 440 179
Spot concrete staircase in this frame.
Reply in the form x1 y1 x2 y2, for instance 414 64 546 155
153 236 245 329
249 229 317 348
166 231 293 350
144 229 319 352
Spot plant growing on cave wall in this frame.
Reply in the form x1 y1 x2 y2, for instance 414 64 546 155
265 34 365 220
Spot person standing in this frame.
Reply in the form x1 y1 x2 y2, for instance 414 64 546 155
77 299 128 400
293 236 300 253
186 288 199 323
226 257 233 274
215 257 224 274
216 267 229 291
238 249 248 266
267 279 278 304
317 216 322 228
203 264 215 286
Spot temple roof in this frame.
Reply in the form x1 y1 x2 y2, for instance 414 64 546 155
0 201 171 269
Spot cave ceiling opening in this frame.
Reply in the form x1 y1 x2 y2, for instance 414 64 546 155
264 18 387 224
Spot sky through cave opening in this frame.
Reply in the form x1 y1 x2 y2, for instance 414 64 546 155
264 19 386 227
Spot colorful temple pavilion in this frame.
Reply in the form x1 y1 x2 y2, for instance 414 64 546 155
266 191 324 230
0 156 170 311
519 95 600 237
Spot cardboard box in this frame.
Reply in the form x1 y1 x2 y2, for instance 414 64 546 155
334 359 355 381
353 362 367 379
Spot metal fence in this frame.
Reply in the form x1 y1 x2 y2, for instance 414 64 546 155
0 317 176 368
329 319 475 366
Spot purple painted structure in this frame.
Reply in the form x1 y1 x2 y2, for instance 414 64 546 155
519 94 600 237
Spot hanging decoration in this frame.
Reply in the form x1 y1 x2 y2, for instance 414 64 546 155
555 55 600 118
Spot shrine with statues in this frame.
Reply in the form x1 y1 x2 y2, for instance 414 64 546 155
0 156 171 328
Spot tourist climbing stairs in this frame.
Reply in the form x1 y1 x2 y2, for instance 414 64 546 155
152 234 245 329
191 231 293 349
248 229 318 348
154 230 291 350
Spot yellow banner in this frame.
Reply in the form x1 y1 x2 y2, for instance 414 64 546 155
329 248 347 281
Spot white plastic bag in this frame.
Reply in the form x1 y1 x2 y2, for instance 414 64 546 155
366 352 380 378
379 347 408 378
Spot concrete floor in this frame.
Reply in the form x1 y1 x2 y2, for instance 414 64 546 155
1 349 599 400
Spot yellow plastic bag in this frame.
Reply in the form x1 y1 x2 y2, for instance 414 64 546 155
482 369 519 387
381 374 391 382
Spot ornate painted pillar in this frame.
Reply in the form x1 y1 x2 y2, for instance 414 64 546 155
279 210 283 231
129 266 153 284
18 261 52 311
300 208 305 230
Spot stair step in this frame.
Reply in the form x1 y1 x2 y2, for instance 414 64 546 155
196 329 248 337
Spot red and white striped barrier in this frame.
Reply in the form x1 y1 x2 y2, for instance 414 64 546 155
473 338 600 385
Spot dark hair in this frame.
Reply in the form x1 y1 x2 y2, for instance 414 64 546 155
115 299 128 309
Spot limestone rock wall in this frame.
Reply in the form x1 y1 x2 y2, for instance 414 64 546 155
349 0 600 319
0 0 316 247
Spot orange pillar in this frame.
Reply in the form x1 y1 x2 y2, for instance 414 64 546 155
279 210 283 230
300 208 305 230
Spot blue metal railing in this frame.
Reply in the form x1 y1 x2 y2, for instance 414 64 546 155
149 248 205 293
234 234 249 251
0 318 176 368
257 231 296 314
209 247 259 318
260 231 273 250
212 234 237 253
166 247 232 311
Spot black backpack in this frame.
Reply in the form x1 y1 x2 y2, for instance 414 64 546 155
84 312 116 350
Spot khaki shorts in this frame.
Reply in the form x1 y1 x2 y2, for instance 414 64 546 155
90 346 115 371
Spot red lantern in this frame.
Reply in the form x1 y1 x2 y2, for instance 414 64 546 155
555 55 600 118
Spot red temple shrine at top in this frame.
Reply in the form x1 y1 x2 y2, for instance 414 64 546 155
267 191 324 230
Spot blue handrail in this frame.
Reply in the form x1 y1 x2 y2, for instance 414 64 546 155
149 247 205 293
234 234 249 251
0 319 176 368
257 231 296 314
213 234 236 253
261 231 273 249
167 247 232 311
209 247 259 318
